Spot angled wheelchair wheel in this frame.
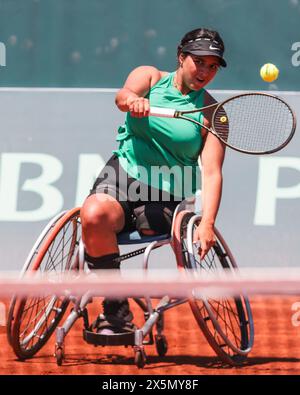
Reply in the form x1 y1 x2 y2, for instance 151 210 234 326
172 210 193 268
7 211 71 347
9 208 81 360
173 211 254 366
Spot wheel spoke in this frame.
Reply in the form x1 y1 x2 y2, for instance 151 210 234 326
174 212 253 365
11 210 81 358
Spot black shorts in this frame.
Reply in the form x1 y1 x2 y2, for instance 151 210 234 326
89 155 182 234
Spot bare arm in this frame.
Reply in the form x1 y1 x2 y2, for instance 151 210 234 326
200 89 218 139
195 118 226 259
200 133 225 226
199 90 225 226
115 66 163 117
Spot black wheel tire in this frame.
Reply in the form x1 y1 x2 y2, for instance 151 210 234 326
134 350 146 369
55 346 64 366
155 335 168 357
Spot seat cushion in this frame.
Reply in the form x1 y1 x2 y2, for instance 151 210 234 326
117 230 170 245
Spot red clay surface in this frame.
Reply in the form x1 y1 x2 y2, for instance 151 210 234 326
1 296 300 375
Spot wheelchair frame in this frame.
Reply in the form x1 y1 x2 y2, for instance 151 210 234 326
7 197 254 369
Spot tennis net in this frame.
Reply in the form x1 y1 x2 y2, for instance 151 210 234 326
0 267 300 375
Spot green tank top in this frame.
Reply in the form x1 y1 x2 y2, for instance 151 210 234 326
113 71 204 199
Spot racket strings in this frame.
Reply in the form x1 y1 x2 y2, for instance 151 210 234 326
213 95 294 153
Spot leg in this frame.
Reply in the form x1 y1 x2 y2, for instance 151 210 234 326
134 201 178 236
81 193 125 258
80 193 134 334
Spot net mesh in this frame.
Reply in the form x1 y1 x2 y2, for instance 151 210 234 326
0 268 300 297
1 268 300 374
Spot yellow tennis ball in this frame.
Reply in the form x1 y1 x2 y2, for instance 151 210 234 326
260 63 279 82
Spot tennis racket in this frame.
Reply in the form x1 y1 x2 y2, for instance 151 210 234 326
149 93 296 154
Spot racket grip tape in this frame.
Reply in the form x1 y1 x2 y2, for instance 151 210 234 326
149 106 176 118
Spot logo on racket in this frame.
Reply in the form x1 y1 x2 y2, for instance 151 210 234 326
220 116 227 123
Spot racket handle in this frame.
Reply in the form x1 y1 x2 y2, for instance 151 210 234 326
149 106 176 118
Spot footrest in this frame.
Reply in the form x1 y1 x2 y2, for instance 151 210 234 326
83 329 136 346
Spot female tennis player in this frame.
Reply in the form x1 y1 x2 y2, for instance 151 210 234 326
80 27 227 335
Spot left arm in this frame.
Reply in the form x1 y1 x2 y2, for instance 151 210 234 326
194 129 226 259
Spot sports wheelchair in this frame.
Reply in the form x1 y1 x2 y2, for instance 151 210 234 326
7 198 254 368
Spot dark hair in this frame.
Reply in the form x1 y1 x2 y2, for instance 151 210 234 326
177 28 225 57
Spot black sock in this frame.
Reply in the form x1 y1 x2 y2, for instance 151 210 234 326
85 252 128 316
85 252 120 270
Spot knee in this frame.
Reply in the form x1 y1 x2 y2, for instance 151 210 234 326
81 200 120 232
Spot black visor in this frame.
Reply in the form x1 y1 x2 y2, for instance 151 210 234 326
181 37 227 67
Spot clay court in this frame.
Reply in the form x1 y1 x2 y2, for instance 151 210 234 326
0 0 299 379
1 296 300 375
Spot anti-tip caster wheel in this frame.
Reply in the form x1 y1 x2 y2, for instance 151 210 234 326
55 345 64 366
155 334 168 357
134 348 147 369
